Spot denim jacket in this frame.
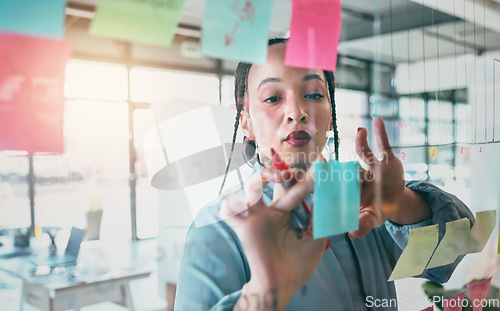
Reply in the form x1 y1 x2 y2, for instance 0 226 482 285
175 169 474 311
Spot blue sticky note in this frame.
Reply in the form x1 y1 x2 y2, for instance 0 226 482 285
313 161 360 239
0 0 66 39
201 0 273 64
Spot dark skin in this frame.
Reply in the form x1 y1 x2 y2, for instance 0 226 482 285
221 43 431 311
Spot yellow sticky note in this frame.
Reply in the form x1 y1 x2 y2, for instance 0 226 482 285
388 224 439 281
466 210 496 253
428 147 438 159
426 218 470 269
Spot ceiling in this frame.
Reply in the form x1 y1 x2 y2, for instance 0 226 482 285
65 0 500 65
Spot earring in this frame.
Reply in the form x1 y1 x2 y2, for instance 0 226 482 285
242 137 258 165
325 131 335 160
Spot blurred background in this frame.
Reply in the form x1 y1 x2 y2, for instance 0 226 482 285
0 0 499 310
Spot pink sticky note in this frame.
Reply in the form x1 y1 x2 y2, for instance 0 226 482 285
443 292 465 311
285 0 342 71
420 307 434 311
467 277 492 311
0 32 70 153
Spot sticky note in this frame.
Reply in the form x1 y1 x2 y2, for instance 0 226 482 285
313 161 360 239
429 147 438 159
465 210 496 253
89 0 185 47
201 0 273 63
443 292 465 311
0 33 71 153
0 0 66 39
285 0 342 71
467 277 492 311
388 225 439 281
426 218 471 269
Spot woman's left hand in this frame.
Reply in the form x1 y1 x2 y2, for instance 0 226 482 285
349 116 406 238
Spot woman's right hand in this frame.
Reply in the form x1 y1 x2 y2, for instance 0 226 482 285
220 166 326 311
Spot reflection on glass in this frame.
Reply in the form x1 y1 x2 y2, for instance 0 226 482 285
34 100 131 241
0 152 30 229
130 68 219 103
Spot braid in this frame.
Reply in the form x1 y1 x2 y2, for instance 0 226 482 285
324 70 339 161
219 60 251 195
219 105 243 195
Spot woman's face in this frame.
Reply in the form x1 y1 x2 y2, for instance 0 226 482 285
242 43 332 169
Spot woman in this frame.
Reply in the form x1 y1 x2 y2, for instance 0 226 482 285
175 38 473 310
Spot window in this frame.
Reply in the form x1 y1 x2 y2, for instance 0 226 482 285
34 100 131 241
130 68 219 104
0 151 30 229
130 68 222 239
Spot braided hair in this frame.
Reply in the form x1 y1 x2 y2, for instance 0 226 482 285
218 38 339 195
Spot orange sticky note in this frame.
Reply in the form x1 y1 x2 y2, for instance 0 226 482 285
285 0 342 71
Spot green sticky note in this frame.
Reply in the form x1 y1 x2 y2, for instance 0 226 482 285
313 161 360 239
89 0 185 47
426 218 470 269
201 0 274 64
388 224 439 281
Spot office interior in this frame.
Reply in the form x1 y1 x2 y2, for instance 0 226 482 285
0 0 500 310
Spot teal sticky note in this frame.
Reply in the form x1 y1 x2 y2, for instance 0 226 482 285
89 0 186 47
0 0 66 39
313 161 360 239
201 0 273 64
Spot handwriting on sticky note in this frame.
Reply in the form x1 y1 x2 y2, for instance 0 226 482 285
285 0 342 71
201 0 273 63
388 225 439 281
89 0 185 47
313 161 360 239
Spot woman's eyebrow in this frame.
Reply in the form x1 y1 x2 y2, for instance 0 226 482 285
302 74 325 84
258 77 281 90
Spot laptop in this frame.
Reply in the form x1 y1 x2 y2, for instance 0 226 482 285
30 227 86 267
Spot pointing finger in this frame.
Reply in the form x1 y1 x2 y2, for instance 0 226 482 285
355 127 377 167
373 116 395 160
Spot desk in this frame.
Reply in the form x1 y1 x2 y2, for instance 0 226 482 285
0 239 156 311
22 269 151 311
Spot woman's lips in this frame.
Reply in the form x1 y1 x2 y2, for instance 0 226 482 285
285 130 311 147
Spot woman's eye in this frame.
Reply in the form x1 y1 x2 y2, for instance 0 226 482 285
305 93 324 100
264 96 281 103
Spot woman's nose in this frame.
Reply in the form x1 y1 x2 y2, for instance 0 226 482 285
285 98 308 123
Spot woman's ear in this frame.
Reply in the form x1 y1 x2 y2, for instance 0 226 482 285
240 109 254 140
329 119 334 131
